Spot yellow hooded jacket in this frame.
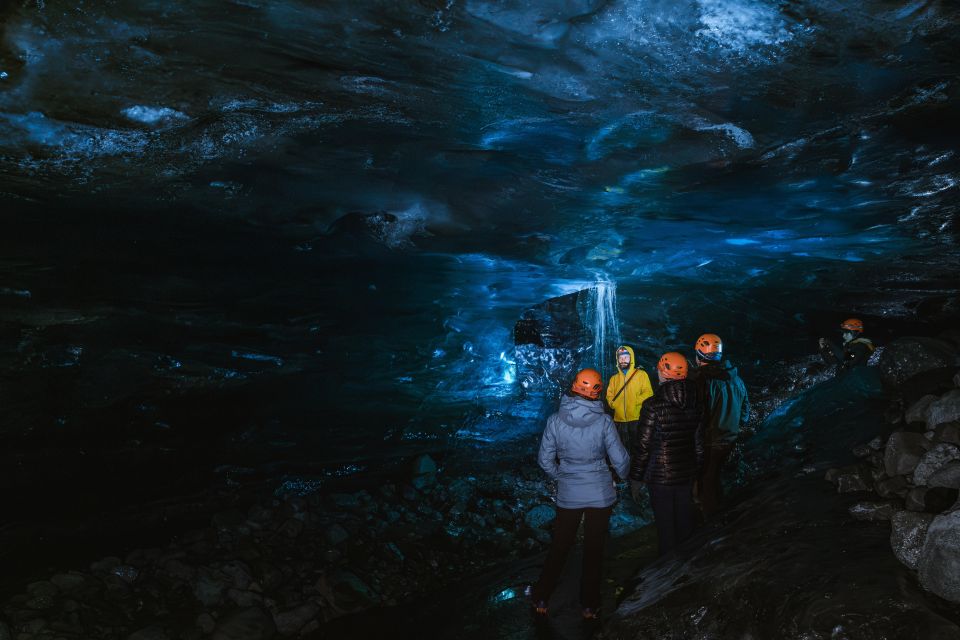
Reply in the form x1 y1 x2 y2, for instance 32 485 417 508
605 345 653 423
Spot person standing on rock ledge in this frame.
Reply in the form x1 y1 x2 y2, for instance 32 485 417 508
532 368 630 621
605 345 654 452
819 317 875 374
630 352 704 556
689 333 750 519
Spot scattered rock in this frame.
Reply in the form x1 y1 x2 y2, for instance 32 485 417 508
849 501 898 521
929 462 960 490
212 607 277 640
273 602 321 636
934 422 960 446
914 443 960 486
918 510 960 603
524 504 556 529
891 511 935 570
837 471 870 493
876 475 908 498
926 390 960 428
867 436 885 450
906 395 938 424
884 432 928 477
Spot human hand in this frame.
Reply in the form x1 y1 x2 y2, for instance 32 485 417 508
818 338 826 348
630 480 643 503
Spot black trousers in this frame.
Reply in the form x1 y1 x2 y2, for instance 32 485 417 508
614 420 639 452
698 443 734 518
533 505 613 610
648 482 695 556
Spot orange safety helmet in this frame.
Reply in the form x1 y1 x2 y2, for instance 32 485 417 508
840 318 863 333
571 368 603 400
695 333 723 362
657 352 689 380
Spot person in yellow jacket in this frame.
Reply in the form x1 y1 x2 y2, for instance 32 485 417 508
605 345 654 451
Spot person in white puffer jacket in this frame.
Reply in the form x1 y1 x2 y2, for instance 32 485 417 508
531 368 630 621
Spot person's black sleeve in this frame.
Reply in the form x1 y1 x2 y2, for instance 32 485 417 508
630 403 656 481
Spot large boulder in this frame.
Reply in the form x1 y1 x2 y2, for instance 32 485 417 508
926 390 960 428
524 504 556 529
884 432 929 477
891 510 934 570
929 462 960 490
914 443 960 486
906 395 938 425
934 422 960 446
878 337 957 389
918 510 960 602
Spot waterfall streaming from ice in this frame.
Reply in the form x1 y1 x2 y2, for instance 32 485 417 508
587 280 621 380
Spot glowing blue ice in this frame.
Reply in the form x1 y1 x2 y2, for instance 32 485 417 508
493 588 517 602
121 105 189 125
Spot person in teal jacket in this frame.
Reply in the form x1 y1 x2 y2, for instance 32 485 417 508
688 333 750 518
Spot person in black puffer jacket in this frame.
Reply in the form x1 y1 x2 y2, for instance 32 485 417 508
630 351 705 556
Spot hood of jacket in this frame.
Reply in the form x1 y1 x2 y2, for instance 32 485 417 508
615 344 636 375
698 360 739 381
657 379 692 409
558 394 606 428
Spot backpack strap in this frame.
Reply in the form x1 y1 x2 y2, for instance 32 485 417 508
610 368 640 403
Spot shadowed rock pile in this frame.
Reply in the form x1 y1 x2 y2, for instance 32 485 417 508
830 336 960 604
0 454 638 640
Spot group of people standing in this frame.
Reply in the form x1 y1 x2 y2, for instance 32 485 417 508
530 317 873 621
531 333 750 621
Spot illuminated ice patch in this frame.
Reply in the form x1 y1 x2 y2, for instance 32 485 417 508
692 121 755 148
121 105 189 125
725 238 759 246
696 0 795 50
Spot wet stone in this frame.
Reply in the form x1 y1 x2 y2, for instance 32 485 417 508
837 471 870 493
273 601 320 637
891 510 935 570
926 390 960 428
874 476 907 498
524 504 556 529
906 394 938 425
929 462 960 489
933 422 960 446
918 509 960 603
849 501 898 521
914 443 960 486
884 432 928 477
